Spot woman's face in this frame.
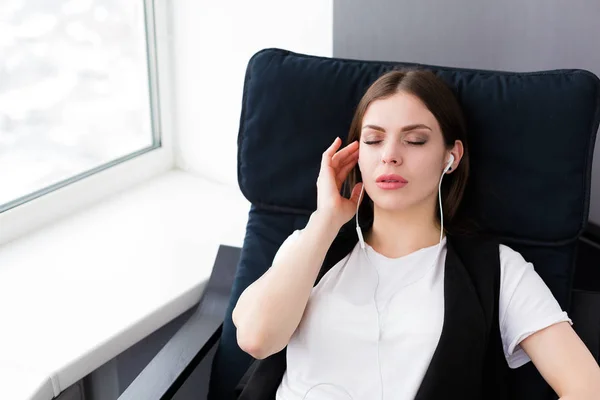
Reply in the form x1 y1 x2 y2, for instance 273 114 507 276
357 91 460 214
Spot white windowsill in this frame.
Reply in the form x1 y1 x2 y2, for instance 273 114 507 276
0 169 250 400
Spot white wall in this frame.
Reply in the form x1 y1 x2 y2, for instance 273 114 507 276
170 1 333 187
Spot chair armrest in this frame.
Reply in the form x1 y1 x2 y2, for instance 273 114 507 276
118 244 241 400
570 289 600 363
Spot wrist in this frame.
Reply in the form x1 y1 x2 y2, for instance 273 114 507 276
309 210 342 237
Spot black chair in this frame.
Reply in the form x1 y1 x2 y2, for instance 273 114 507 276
118 48 600 400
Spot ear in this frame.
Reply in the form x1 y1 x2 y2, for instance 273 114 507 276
446 140 464 173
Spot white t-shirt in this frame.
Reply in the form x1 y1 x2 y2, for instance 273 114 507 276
273 229 572 400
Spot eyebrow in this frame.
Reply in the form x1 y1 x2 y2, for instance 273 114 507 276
361 123 432 133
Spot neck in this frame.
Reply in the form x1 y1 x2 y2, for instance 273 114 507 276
364 200 443 259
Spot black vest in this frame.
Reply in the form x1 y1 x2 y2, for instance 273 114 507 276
236 227 510 400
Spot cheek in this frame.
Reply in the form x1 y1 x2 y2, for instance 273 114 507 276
413 159 446 189
358 148 377 168
399 156 444 190
358 157 373 177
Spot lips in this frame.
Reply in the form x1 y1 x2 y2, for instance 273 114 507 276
376 174 408 183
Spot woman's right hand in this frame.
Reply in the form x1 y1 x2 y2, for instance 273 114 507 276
316 137 364 229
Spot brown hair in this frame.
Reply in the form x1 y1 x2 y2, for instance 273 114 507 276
343 68 473 234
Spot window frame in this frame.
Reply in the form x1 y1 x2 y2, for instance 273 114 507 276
0 0 175 246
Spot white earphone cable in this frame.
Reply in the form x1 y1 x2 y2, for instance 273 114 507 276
302 156 452 400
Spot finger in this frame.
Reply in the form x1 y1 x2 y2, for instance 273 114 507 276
336 149 358 171
324 137 341 157
349 182 364 204
332 149 357 169
331 140 358 161
322 137 341 167
331 142 358 168
336 153 358 184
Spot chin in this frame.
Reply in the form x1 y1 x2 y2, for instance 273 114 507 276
371 196 413 212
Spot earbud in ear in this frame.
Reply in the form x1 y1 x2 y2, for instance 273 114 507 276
444 154 455 173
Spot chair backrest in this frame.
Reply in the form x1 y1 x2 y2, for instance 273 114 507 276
208 48 600 400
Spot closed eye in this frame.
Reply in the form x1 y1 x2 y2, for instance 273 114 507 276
363 140 426 146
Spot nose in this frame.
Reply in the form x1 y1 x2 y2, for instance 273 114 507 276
381 144 401 165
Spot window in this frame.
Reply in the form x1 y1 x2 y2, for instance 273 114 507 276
0 0 162 213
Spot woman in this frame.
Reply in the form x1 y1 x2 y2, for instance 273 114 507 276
232 69 600 399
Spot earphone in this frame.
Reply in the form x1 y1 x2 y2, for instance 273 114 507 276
302 154 455 400
445 154 455 172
